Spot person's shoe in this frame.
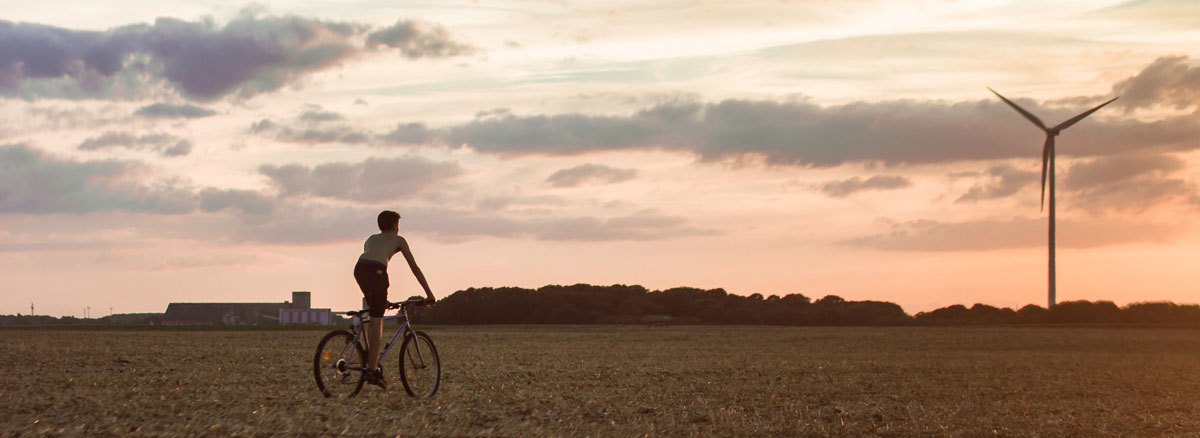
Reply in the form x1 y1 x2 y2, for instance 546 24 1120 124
363 368 387 390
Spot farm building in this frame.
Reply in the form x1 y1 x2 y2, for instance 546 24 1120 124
161 291 331 326
279 308 332 325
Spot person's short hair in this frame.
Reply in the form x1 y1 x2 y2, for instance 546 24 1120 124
377 210 401 231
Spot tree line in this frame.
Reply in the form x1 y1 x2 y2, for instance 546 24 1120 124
4 284 1198 326
912 301 1200 325
417 284 910 325
414 284 1200 326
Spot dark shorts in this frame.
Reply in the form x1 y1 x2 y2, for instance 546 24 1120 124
354 260 389 317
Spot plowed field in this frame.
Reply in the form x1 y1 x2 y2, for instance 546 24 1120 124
2 326 1198 437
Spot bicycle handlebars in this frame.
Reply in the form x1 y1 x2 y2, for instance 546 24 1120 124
342 298 431 316
388 298 431 309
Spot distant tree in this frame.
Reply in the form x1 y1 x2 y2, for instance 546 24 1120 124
779 293 811 308
1016 304 1048 323
1121 302 1200 324
842 301 911 325
969 304 1018 324
1047 300 1121 324
816 295 845 306
915 304 971 325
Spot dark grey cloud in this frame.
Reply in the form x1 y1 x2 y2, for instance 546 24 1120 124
949 153 1195 212
1050 55 1199 112
249 118 277 133
298 108 344 123
387 97 1197 167
366 19 476 59
546 163 637 188
1110 56 1200 111
134 102 216 118
250 117 371 145
1061 153 1195 213
955 164 1039 203
0 14 474 101
368 57 1200 166
0 21 121 92
1063 153 1185 189
249 106 370 145
0 143 193 214
77 131 193 157
258 155 463 202
25 105 127 130
817 175 910 198
377 122 432 144
1 144 700 244
846 216 1185 252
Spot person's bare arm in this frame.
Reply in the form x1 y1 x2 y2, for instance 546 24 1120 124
396 236 435 302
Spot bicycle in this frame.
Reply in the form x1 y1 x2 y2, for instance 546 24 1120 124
312 297 441 398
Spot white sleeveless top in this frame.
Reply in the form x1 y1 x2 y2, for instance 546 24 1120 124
358 233 403 266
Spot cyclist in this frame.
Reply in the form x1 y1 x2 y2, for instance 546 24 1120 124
354 210 436 390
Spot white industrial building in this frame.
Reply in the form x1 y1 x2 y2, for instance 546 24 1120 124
279 291 332 325
279 308 332 325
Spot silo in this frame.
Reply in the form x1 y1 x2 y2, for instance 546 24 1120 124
292 291 311 309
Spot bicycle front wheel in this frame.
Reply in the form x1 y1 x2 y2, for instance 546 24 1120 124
398 331 441 397
313 329 366 398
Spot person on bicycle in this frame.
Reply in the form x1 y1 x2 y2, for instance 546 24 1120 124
354 210 436 389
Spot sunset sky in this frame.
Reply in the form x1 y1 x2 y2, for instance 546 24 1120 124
3 0 1198 317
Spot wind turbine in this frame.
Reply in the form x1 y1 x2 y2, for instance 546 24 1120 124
987 87 1117 308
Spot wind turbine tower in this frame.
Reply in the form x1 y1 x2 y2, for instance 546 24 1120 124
988 88 1117 308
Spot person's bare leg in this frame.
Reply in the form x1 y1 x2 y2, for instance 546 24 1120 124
366 318 383 371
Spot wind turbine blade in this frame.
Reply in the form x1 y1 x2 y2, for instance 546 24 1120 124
1040 135 1052 211
1052 96 1119 131
989 87 1047 131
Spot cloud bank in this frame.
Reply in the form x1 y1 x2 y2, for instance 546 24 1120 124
955 164 1039 203
1110 56 1200 112
1 143 704 243
369 57 1198 169
1061 152 1195 214
366 20 476 59
78 131 193 157
0 13 475 101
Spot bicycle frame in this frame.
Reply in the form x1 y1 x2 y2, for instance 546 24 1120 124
340 305 424 371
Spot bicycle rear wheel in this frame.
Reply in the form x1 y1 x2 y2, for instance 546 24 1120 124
398 331 440 397
313 329 367 398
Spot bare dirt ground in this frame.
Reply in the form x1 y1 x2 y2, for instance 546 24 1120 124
2 326 1198 437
